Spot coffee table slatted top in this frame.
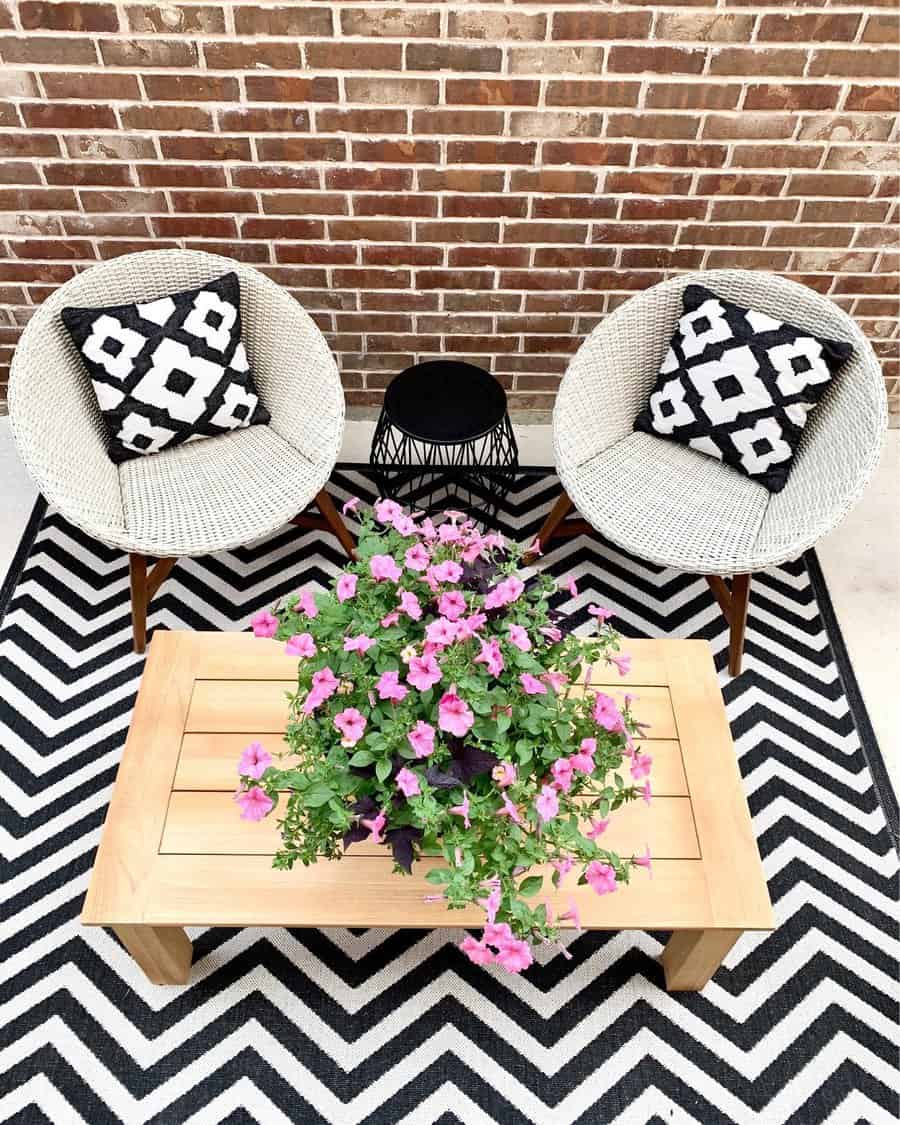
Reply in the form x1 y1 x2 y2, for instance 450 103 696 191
82 631 773 936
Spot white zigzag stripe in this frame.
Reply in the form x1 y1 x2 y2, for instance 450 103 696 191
0 1073 89 1125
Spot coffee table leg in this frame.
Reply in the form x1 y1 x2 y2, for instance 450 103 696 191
661 929 741 991
113 924 192 985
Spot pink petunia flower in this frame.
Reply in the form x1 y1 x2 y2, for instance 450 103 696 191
438 691 474 737
398 589 423 621
536 784 559 822
508 624 532 652
362 809 386 844
395 767 421 797
528 537 543 558
559 899 582 932
336 573 358 603
474 637 504 677
251 610 278 638
438 590 467 621
551 757 574 792
564 576 578 598
609 652 631 677
630 753 652 780
456 612 487 641
540 625 563 644
588 604 613 622
303 666 339 714
449 792 471 829
236 786 274 821
407 653 442 692
377 670 408 703
483 921 513 946
495 937 533 973
370 554 402 582
585 861 618 895
543 671 568 693
407 719 436 758
344 634 376 654
593 692 625 732
296 590 318 619
492 761 517 788
374 498 403 525
341 496 360 516
393 514 417 537
381 611 400 628
420 518 437 541
586 817 609 839
484 575 525 610
285 632 316 658
571 738 596 774
642 779 652 805
552 856 574 883
520 672 547 696
438 521 462 543
426 617 459 648
460 935 495 965
634 845 652 875
238 741 272 779
428 559 463 585
477 880 502 923
405 543 430 572
461 536 486 563
334 707 367 745
496 793 524 826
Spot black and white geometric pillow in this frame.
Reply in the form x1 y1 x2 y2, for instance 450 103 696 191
61 272 270 464
634 283 853 493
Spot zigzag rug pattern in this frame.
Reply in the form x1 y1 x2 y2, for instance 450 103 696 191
1 469 897 1125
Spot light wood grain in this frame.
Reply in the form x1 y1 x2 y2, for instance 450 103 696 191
112 924 192 986
661 928 742 990
185 679 294 732
566 683 677 740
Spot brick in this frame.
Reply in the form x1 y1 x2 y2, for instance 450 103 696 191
607 171 693 195
355 194 438 217
505 221 588 244
0 133 61 157
546 80 640 108
44 162 134 187
620 197 707 221
758 13 862 41
0 213 62 236
126 4 225 33
653 12 754 41
39 71 140 100
510 111 603 139
420 169 504 192
809 50 898 79
447 141 536 165
245 75 338 103
20 2 118 31
862 15 900 43
275 243 357 265
0 162 41 184
122 105 214 131
729 144 823 169
345 78 438 106
235 166 321 191
418 270 495 290
802 200 890 224
144 74 240 101
531 195 614 221
844 86 900 113
798 115 894 143
543 142 631 166
824 146 898 173
706 250 793 270
369 333 441 352
710 199 800 222
793 250 879 273
327 167 412 191
262 193 347 216
66 133 156 159
0 67 38 96
500 270 580 292
710 48 807 76
442 195 527 219
170 190 258 213
363 245 442 266
679 225 766 247
0 104 19 127
154 216 237 238
855 226 900 248
622 248 705 270
591 223 679 245
341 7 440 37
220 108 311 132
0 262 75 283
10 238 96 259
307 41 403 70
702 115 795 141
234 5 332 36
0 34 98 64
162 136 252 161
584 270 663 291
256 138 346 162
0 186 78 211
446 79 540 107
787 173 877 197
138 164 227 188
418 221 499 242
319 107 409 135
552 11 651 39
645 83 741 110
607 113 699 140
21 102 117 129
768 225 855 247
609 47 705 75
81 188 168 213
414 110 505 135
509 46 606 74
698 173 787 197
406 44 501 72
333 268 411 289
329 219 411 241
511 169 597 194
533 247 617 268
449 9 545 40
352 139 439 163
744 84 840 111
100 38 197 67
242 218 325 239
418 314 494 334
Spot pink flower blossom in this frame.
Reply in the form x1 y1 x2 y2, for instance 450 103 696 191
634 846 652 875
609 652 631 677
341 496 360 516
450 792 471 829
438 521 462 544
381 611 400 628
426 617 459 648
559 899 581 931
285 632 316 658
438 691 474 737
483 921 513 946
528 537 543 558
492 761 517 788
377 670 408 703
456 612 487 640
336 573 358 603
543 671 568 693
540 625 563 644
474 637 504 677
428 559 463 585
438 590 467 621
399 589 423 620
586 861 618 895
303 666 339 714
536 784 559 822
238 741 272 779
588 604 613 622
642 779 652 805
296 590 318 619
407 719 436 758
405 543 430 572
508 624 532 652
334 707 367 746
484 575 525 610
420 518 437 541
630 753 652 780
370 554 402 582
460 935 495 965
461 536 486 563
477 880 502 923
374 498 402 525
407 653 442 692
396 767 421 797
563 576 578 598
251 610 278 638
552 856 574 883
497 793 524 826
586 817 609 840
520 672 547 695
236 786 273 821
571 738 596 774
593 692 625 733
393 514 417 537
495 937 533 973
362 809 386 844
551 757 574 792
344 633 376 654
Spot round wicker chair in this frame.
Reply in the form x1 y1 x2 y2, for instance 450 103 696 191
534 270 887 675
9 249 350 652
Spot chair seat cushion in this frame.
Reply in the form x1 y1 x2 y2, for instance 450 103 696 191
567 431 770 574
120 424 323 556
634 283 852 494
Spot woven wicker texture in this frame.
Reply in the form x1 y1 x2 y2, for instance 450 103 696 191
8 250 344 556
554 270 887 574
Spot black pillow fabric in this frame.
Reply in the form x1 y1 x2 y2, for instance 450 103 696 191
62 272 270 464
634 283 852 493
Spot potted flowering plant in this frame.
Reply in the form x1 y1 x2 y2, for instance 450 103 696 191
240 500 651 972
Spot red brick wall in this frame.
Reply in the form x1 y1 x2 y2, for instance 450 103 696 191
0 1 897 421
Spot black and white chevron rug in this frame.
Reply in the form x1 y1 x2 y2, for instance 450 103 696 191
2 469 898 1125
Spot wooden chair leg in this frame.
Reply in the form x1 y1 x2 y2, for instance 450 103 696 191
129 554 178 655
704 572 752 676
314 488 357 559
524 489 576 562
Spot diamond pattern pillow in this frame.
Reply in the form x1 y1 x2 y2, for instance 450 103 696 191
62 272 270 464
634 283 853 493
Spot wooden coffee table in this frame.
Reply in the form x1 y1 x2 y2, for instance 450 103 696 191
82 632 773 988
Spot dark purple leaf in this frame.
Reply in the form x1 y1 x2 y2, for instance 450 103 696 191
342 823 370 849
451 742 499 783
424 765 460 789
386 826 423 874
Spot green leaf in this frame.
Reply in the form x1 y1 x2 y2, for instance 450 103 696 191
375 758 392 782
304 784 335 808
496 712 511 733
518 875 543 898
348 749 374 767
425 867 452 885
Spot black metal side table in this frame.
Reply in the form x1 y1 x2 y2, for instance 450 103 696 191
369 360 518 526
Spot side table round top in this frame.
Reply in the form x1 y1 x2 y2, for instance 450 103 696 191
382 360 508 444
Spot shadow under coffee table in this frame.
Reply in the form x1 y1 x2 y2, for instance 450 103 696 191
82 632 773 987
